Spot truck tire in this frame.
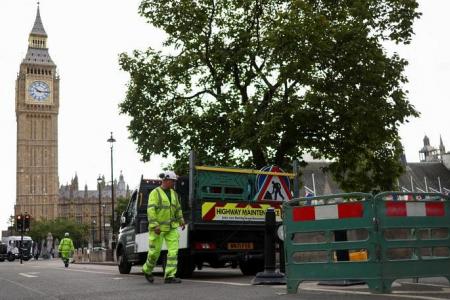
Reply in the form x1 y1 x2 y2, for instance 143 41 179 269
7 253 15 262
117 248 132 274
239 258 264 276
0 257 4 262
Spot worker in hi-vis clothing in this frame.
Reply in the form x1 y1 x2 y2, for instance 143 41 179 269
143 170 185 284
58 232 75 268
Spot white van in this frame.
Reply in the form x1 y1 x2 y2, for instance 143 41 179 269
1 236 33 261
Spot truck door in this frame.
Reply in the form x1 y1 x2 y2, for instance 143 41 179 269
122 191 138 257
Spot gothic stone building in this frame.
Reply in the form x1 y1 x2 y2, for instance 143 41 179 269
302 135 450 196
58 172 129 243
15 6 59 220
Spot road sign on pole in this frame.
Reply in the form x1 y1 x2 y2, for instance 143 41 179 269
255 166 292 201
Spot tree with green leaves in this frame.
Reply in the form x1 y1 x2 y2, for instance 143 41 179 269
119 0 420 192
28 219 89 249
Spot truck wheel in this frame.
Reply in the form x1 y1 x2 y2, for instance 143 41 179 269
117 248 132 274
7 253 15 262
0 257 4 262
239 258 264 276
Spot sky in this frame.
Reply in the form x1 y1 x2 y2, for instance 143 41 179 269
0 1 449 231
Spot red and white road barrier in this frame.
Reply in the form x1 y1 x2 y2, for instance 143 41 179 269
292 202 364 222
385 201 445 217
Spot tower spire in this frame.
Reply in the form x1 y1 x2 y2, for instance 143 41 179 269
440 134 446 155
31 3 47 37
23 4 54 65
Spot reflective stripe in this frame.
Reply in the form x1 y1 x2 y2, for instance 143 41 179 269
156 188 163 208
150 204 171 210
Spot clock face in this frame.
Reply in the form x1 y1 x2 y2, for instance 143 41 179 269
28 81 50 101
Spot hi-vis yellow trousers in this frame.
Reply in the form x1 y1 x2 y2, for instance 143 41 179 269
142 229 179 278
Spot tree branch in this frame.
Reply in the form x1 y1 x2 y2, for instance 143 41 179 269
232 63 249 104
203 0 222 96
251 58 272 89
178 89 217 100
256 80 283 115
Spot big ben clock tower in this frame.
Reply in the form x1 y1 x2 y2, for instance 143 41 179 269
15 5 59 220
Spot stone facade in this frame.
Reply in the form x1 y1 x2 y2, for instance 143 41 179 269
15 6 59 220
302 135 450 196
58 172 130 243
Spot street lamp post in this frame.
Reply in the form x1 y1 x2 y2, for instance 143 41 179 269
97 175 103 247
102 204 106 246
91 219 96 248
107 132 116 248
9 215 14 236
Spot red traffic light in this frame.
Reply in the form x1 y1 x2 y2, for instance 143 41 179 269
24 214 31 231
16 214 24 232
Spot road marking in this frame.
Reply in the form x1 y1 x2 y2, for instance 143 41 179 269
53 266 250 286
113 277 123 280
300 285 449 300
183 279 251 286
401 282 450 289
393 290 450 295
51 267 114 275
0 277 58 299
19 272 38 278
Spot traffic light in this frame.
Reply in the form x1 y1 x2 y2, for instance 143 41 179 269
24 214 31 232
16 214 23 232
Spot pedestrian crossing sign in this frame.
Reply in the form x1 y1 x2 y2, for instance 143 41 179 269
254 165 292 201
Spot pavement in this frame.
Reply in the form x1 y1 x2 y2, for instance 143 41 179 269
1 259 450 299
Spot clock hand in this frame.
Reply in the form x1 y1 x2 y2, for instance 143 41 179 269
35 89 49 94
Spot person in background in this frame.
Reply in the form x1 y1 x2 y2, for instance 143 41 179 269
58 232 74 268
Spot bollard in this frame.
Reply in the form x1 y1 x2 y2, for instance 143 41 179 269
251 207 286 285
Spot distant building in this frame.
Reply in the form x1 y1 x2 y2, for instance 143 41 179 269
302 135 450 195
58 172 130 243
419 135 440 162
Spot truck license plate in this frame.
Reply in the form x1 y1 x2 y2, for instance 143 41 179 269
227 242 254 250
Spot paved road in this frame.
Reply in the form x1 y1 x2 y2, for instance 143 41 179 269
1 260 450 299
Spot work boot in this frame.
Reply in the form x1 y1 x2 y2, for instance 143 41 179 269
164 277 181 284
144 273 154 283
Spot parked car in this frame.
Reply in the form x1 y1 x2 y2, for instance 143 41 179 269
0 242 7 262
92 246 107 251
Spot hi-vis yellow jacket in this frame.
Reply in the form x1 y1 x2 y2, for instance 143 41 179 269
147 187 184 232
58 238 74 254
